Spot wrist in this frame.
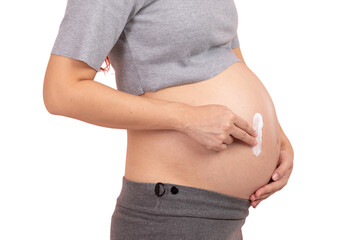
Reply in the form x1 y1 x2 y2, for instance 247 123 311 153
171 102 192 133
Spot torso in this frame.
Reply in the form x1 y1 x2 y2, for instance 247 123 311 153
124 61 281 200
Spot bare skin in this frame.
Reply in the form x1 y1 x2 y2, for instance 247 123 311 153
250 123 294 208
125 59 281 200
44 46 293 207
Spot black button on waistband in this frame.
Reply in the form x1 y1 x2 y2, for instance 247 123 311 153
170 186 178 194
155 182 165 197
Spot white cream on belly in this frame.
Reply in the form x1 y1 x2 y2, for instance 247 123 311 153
252 112 263 157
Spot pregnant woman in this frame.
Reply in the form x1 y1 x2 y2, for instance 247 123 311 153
44 0 294 239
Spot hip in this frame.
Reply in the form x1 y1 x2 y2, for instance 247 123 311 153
110 176 250 240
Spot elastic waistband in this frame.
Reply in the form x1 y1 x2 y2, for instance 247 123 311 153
116 176 251 220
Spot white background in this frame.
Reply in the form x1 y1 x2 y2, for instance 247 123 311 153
1 0 359 239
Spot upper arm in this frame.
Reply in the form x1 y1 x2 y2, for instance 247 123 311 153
43 53 98 114
46 0 145 78
49 0 140 72
45 54 97 95
44 0 144 110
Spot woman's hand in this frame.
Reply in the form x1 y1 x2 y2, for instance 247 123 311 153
181 104 258 151
249 139 294 208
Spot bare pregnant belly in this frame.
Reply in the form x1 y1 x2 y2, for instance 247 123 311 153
124 61 281 200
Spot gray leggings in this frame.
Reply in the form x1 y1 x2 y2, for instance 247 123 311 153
110 176 251 240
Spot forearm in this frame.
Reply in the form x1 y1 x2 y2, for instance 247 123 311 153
46 79 189 131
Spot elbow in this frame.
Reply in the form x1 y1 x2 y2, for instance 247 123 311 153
43 63 62 115
43 98 59 116
43 84 61 115
43 75 69 115
43 76 81 117
43 55 86 115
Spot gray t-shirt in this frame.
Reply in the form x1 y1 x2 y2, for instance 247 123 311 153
51 0 242 96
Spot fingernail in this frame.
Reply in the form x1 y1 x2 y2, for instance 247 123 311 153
253 139 258 145
254 130 258 137
273 173 279 181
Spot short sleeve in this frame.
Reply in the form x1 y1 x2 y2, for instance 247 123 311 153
231 33 240 49
51 0 144 71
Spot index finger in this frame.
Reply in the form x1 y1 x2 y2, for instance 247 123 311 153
233 114 257 137
254 178 287 198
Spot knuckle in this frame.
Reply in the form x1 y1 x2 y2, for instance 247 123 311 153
216 141 223 147
206 142 215 150
211 142 219 149
222 122 232 131
218 133 227 141
228 112 236 122
214 145 222 151
216 140 226 149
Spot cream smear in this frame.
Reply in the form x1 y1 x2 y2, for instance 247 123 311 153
252 112 263 157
